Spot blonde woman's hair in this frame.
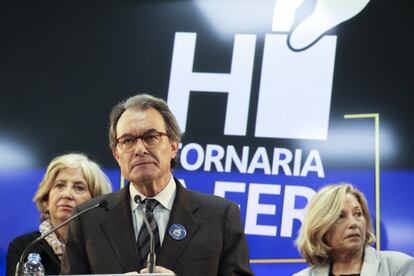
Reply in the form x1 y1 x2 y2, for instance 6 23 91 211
295 183 375 266
33 153 112 221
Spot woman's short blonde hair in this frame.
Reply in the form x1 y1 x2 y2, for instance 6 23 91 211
295 183 375 266
33 153 112 221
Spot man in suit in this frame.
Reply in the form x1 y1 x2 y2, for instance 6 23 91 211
61 94 253 275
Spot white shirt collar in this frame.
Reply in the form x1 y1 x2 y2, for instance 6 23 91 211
129 174 176 211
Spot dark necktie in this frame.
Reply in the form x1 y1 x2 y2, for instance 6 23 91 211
137 198 160 269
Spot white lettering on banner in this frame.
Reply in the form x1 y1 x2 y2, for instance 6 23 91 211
212 181 316 237
255 34 336 140
214 181 246 209
178 143 325 177
301 150 325 177
225 145 249 173
247 147 271 174
272 147 293 176
167 0 373 252
180 143 204 170
168 33 336 140
293 149 302 176
205 144 225 171
280 185 315 237
167 32 256 136
245 183 281 236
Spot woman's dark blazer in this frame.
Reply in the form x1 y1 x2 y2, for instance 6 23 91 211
6 231 61 276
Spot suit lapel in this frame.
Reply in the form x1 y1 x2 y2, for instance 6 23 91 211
158 179 200 269
360 246 380 275
100 187 139 271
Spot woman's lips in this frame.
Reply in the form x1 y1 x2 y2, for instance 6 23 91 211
58 204 73 211
345 233 361 239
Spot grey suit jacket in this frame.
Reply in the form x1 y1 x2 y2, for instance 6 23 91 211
61 178 253 276
293 246 414 276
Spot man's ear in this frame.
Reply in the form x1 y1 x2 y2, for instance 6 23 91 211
112 147 120 161
171 141 179 159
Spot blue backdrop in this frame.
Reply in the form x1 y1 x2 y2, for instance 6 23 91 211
1 0 413 275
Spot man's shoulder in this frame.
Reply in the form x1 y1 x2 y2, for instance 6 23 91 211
77 187 127 210
180 184 235 208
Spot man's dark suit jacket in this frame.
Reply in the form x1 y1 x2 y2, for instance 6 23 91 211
61 178 253 276
6 231 61 276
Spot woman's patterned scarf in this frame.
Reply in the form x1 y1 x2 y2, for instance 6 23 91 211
39 219 65 260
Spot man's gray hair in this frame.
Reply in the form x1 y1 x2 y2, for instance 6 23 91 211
108 93 181 167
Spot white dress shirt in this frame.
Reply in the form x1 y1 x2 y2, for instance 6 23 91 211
129 174 176 245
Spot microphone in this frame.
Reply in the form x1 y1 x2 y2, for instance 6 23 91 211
134 195 156 273
15 200 108 276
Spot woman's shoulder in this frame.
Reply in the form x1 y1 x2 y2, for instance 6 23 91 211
378 249 414 269
366 246 413 263
7 231 41 268
293 264 330 276
9 231 40 247
365 246 414 274
293 266 311 276
379 249 413 259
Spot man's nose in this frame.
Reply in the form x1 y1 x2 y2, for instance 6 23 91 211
134 138 149 155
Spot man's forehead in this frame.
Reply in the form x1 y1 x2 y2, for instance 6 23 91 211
116 107 165 134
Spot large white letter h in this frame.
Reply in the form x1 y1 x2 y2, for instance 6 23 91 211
168 32 256 136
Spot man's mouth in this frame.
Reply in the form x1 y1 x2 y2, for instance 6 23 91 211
133 161 152 167
131 159 155 168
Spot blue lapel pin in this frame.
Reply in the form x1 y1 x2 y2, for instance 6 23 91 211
168 224 187 240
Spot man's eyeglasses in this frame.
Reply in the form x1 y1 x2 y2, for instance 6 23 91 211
116 131 169 152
